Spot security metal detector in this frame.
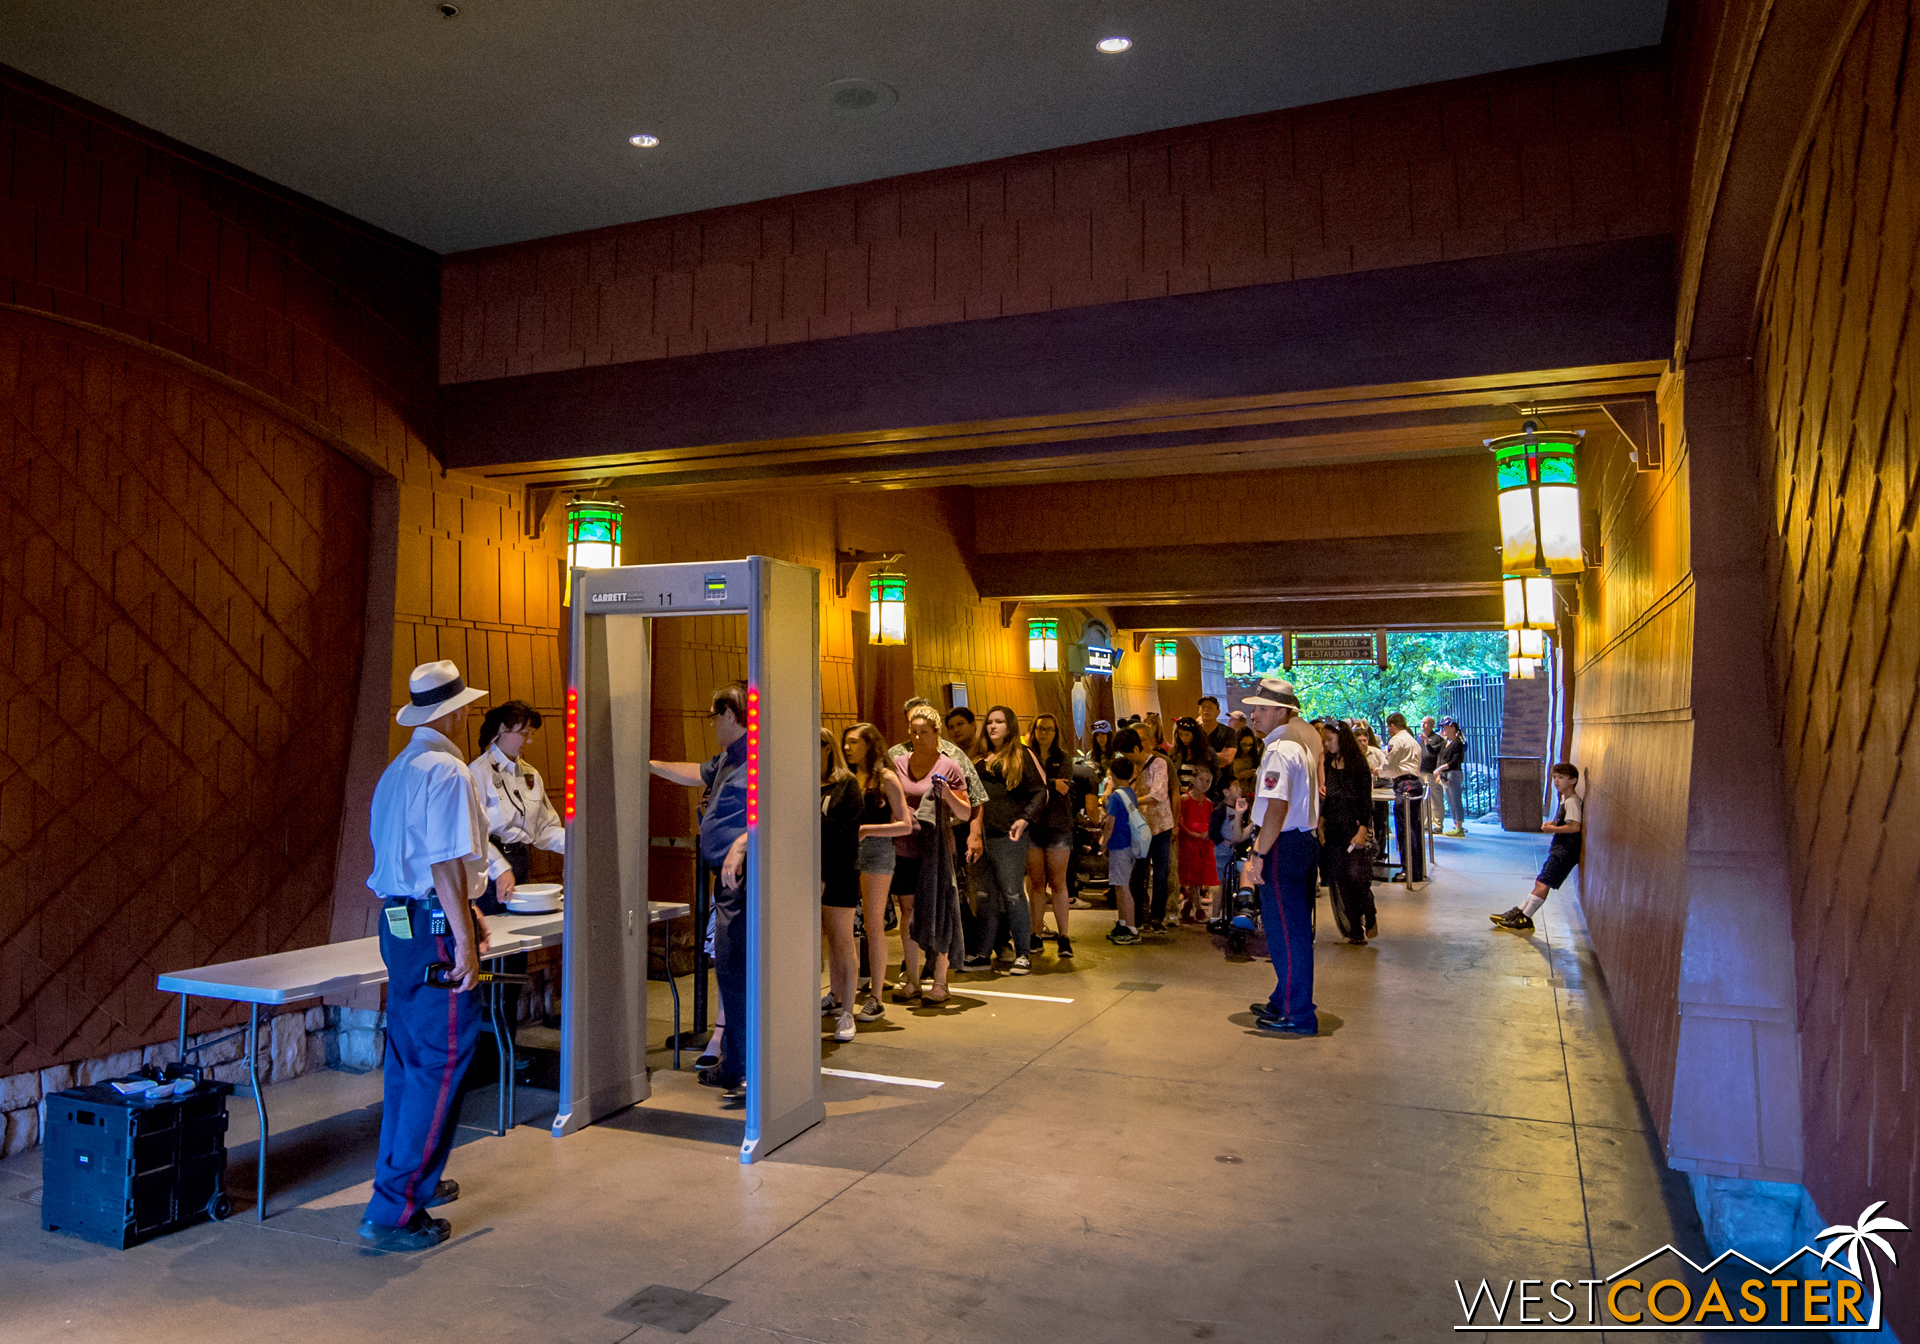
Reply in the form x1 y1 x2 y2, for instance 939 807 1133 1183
556 556 825 1162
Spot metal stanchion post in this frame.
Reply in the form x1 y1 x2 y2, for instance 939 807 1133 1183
1426 789 1436 869
1399 799 1414 891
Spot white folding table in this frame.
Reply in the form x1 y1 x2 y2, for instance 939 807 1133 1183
154 902 689 1220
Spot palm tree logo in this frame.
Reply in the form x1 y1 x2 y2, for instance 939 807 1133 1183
1815 1201 1908 1326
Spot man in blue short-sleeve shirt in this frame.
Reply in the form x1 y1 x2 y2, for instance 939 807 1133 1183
651 682 752 1105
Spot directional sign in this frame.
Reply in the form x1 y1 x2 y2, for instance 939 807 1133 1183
1293 635 1377 662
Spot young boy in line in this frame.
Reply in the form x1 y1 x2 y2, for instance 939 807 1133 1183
1103 757 1144 945
1491 763 1583 932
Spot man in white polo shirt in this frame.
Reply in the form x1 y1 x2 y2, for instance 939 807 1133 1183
358 660 493 1252
1239 677 1321 1037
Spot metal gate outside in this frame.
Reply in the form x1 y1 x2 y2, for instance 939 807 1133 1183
1441 674 1504 819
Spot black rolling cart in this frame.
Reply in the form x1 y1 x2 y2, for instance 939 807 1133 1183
41 1065 234 1249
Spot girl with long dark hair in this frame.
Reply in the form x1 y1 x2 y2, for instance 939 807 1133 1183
1168 716 1217 796
1320 718 1378 944
841 722 912 1022
967 706 1047 974
1023 713 1076 959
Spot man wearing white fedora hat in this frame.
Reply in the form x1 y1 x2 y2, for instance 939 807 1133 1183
358 659 493 1252
1239 677 1321 1037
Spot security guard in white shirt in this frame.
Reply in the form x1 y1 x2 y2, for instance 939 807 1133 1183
472 700 565 913
357 660 493 1253
1239 677 1322 1037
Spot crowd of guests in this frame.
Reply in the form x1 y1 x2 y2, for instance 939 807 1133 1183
807 690 1482 1041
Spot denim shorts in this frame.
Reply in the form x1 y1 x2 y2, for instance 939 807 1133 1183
1030 824 1074 854
857 835 897 875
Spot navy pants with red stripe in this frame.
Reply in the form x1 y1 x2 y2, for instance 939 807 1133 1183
1258 829 1321 1032
366 899 481 1228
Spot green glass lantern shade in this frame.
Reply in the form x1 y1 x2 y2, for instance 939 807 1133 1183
566 499 624 573
1487 429 1584 575
869 571 907 645
1153 638 1179 681
1027 617 1059 672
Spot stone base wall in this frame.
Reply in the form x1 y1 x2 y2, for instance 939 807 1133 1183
0 1006 333 1158
4 961 573 1158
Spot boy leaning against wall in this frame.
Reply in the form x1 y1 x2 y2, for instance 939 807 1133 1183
1490 763 1583 933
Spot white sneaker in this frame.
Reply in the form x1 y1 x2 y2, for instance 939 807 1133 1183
833 1012 857 1042
821 992 838 1013
1010 955 1031 975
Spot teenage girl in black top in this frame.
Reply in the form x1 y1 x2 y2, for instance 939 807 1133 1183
839 722 912 1024
1319 718 1378 944
1022 713 1077 959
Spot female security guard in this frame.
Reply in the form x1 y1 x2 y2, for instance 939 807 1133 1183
472 700 566 910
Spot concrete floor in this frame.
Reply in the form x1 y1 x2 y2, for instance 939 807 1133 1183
0 824 1713 1343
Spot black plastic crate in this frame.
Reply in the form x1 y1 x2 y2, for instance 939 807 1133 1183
41 1065 233 1249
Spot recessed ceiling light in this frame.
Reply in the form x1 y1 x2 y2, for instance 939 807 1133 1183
824 78 899 114
1096 36 1132 53
628 133 660 148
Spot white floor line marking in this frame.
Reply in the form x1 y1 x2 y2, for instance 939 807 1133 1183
821 1067 945 1089
961 988 1076 1003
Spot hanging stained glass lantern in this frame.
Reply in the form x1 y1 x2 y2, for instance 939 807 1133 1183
1487 426 1584 575
1226 640 1254 677
869 571 907 645
566 499 624 572
1502 574 1556 631
1028 617 1059 672
1153 638 1179 680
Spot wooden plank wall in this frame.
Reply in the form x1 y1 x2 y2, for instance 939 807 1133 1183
440 49 1671 385
1757 0 1920 1284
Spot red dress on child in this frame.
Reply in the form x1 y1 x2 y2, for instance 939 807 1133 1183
1176 796 1215 882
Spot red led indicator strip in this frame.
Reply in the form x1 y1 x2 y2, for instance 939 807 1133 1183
564 686 578 821
746 685 760 829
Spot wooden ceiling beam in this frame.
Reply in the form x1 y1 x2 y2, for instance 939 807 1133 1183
1112 594 1504 632
445 236 1674 482
970 530 1500 603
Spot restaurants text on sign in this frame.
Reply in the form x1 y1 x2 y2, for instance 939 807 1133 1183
1293 635 1379 663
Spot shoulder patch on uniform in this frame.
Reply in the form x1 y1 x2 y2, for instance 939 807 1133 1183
1263 771 1279 789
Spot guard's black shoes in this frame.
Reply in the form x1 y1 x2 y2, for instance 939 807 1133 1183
427 1179 458 1207
1255 1016 1318 1036
357 1210 451 1252
1250 1002 1284 1018
720 1084 747 1108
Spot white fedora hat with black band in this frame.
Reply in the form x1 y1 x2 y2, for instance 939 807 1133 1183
1240 676 1301 710
396 660 488 727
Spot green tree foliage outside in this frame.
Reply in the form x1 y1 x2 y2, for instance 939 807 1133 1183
1230 632 1505 728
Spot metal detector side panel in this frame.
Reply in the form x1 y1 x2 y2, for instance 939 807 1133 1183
743 556 826 1161
554 604 650 1136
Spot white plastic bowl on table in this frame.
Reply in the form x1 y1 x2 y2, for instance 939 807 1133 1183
505 883 563 913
